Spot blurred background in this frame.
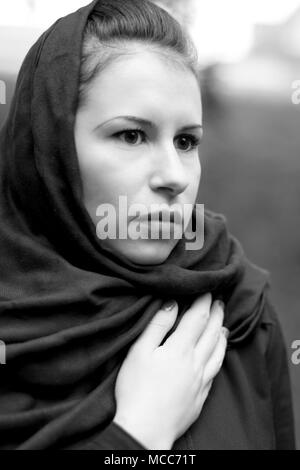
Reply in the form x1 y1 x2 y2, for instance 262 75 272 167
0 0 299 448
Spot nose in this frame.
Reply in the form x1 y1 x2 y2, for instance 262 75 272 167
149 143 190 196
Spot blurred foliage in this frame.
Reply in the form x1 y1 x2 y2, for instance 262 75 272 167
151 0 195 27
199 81 300 448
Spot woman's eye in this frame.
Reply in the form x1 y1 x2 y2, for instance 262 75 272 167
115 129 145 145
175 134 200 152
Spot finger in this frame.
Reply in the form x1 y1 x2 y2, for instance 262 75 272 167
196 379 213 411
164 293 212 350
201 327 228 384
194 300 224 365
133 300 178 352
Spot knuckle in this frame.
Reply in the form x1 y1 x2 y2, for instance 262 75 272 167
201 370 209 387
215 315 224 332
212 300 224 317
218 333 227 352
222 332 228 347
211 327 221 345
201 308 210 324
157 309 169 319
203 293 212 307
221 327 229 341
216 304 224 319
129 340 143 355
153 310 174 325
194 293 211 309
216 349 226 369
149 320 167 329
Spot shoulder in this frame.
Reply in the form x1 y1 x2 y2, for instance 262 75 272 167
257 296 296 449
254 294 292 408
258 295 288 359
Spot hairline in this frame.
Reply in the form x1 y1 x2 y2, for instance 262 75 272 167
78 39 199 109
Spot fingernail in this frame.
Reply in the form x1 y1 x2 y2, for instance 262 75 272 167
222 327 230 339
162 300 177 311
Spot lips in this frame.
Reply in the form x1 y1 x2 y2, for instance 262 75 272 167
140 209 182 224
128 206 184 225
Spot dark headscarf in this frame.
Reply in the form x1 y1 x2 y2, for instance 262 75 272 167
0 0 269 449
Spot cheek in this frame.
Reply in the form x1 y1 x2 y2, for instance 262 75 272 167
76 146 139 219
75 146 113 214
187 159 201 197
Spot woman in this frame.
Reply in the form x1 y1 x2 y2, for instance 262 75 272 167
0 0 295 450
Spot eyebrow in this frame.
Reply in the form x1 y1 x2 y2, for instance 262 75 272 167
98 115 203 132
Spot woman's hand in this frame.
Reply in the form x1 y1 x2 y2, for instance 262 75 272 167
113 293 228 450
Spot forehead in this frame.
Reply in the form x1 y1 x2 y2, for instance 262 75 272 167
83 49 202 122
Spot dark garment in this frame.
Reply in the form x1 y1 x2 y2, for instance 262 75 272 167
0 0 295 450
173 297 295 450
68 422 147 450
65 297 296 450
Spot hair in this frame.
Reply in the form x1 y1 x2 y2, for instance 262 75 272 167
78 0 199 107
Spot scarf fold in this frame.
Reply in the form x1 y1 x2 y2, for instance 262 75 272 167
0 0 269 449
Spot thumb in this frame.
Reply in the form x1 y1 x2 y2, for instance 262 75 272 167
135 300 178 352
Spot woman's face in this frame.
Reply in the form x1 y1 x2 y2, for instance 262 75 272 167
74 47 203 265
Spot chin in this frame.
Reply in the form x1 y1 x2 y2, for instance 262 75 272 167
105 239 178 266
